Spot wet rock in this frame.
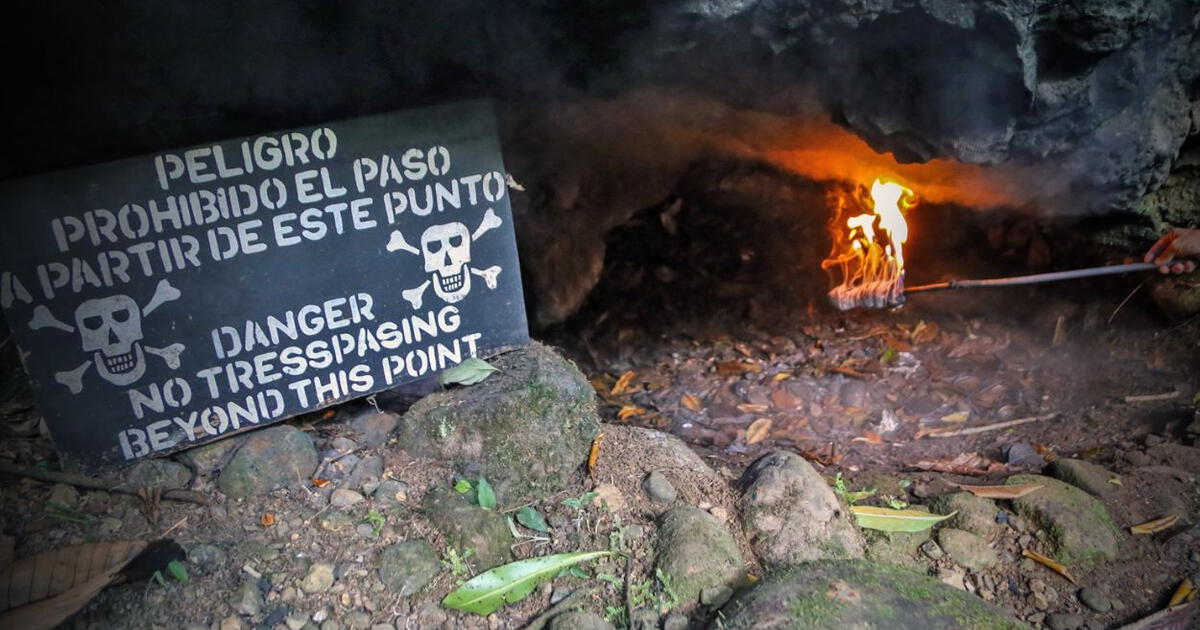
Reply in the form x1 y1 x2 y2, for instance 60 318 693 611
864 527 931 569
229 580 264 616
1003 443 1045 469
740 451 864 567
547 610 615 630
422 487 513 570
642 470 677 505
120 459 192 490
1047 612 1086 630
217 426 318 500
330 488 364 509
929 492 1000 536
396 342 599 504
655 506 743 607
348 409 400 448
1078 587 1112 613
937 528 998 570
301 563 335 593
1006 474 1123 570
718 560 1027 629
372 480 408 506
1047 459 1120 497
378 540 439 596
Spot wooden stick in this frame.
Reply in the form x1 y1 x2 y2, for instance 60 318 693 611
0 460 210 505
925 414 1055 438
1123 391 1180 403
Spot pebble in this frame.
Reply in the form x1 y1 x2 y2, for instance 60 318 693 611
219 616 246 630
920 540 944 560
228 581 264 616
1047 612 1085 630
188 543 227 574
301 563 335 593
1079 587 1112 612
346 611 371 629
663 613 688 630
286 612 310 630
330 488 365 509
372 480 408 506
356 524 375 537
642 470 678 504
1144 434 1165 446
48 483 80 508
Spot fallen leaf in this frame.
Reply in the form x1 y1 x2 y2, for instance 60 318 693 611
830 366 868 379
587 433 604 479
737 403 769 413
681 394 702 412
940 411 970 423
1022 549 1076 584
310 477 331 488
441 551 610 615
911 320 939 344
617 405 645 421
955 483 1043 499
1168 578 1195 607
1130 514 1179 535
515 507 549 533
260 513 276 527
439 358 499 386
745 418 772 445
772 372 793 382
476 477 497 510
610 371 636 396
852 431 882 445
910 453 1010 476
716 360 761 377
850 506 955 532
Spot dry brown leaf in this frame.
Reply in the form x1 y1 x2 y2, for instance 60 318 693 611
617 405 645 420
852 431 882 445
1130 514 1179 535
911 320 939 344
0 541 148 630
588 375 613 394
260 513 276 527
745 418 772 445
1023 549 1076 584
310 477 331 488
681 394 702 412
956 483 1043 499
830 366 869 379
940 411 970 423
716 361 759 377
737 403 769 413
911 452 1010 476
610 371 636 396
772 372 793 382
587 432 605 480
1168 578 1196 607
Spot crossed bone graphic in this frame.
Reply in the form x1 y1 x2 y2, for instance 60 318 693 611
385 208 504 310
28 278 186 394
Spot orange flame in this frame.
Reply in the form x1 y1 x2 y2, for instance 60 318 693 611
822 178 916 310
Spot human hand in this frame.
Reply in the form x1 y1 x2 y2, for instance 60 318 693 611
1144 228 1200 274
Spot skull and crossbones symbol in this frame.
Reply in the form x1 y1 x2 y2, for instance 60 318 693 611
28 279 186 393
386 208 504 309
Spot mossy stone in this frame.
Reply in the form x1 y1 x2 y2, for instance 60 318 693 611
1006 474 1122 571
1047 459 1120 497
930 492 1000 536
655 506 743 607
719 560 1028 630
378 540 439 596
396 342 599 505
422 487 513 571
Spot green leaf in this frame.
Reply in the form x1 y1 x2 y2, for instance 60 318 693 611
515 506 549 532
167 559 189 583
442 551 610 615
455 479 473 494
439 358 499 387
476 477 496 510
850 506 956 532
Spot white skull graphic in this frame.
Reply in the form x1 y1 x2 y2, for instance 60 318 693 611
74 295 145 385
421 222 472 303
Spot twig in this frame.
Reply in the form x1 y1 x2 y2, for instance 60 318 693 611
521 586 599 630
623 555 634 628
1123 391 1180 403
925 414 1055 438
0 460 210 504
1108 283 1142 325
0 335 11 351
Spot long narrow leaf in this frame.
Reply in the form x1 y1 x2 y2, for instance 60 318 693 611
850 506 955 532
442 551 610 615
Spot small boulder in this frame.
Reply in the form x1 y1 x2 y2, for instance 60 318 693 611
346 456 384 492
718 560 1027 630
229 581 264 616
740 451 864 567
937 528 998 570
642 470 677 505
422 487 513 570
655 506 743 607
301 563 335 593
378 540 439 596
929 492 1000 536
120 459 193 491
348 409 400 448
547 611 615 630
217 426 318 500
1007 474 1122 570
330 488 365 509
372 480 408 506
1047 459 1120 497
396 342 599 504
1078 587 1112 613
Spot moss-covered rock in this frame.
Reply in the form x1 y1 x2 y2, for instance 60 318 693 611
216 425 317 500
863 526 931 569
378 539 439 596
1047 459 1121 498
938 528 999 570
930 492 1001 537
740 451 864 568
655 506 743 608
718 560 1028 629
1006 474 1122 571
396 342 599 505
422 487 513 571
